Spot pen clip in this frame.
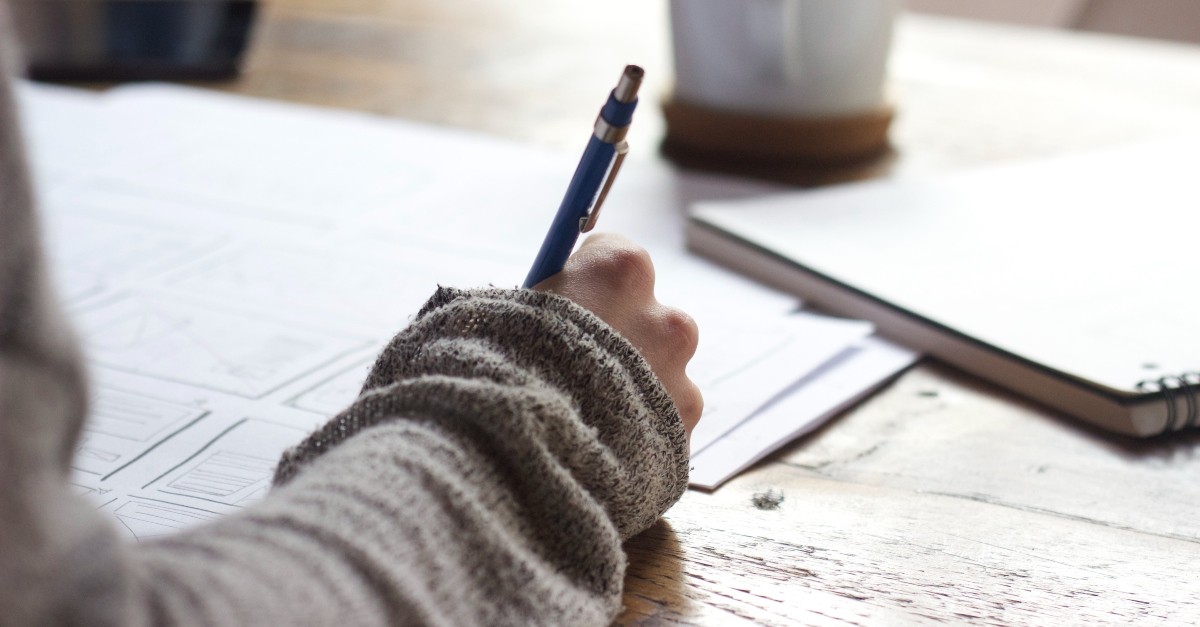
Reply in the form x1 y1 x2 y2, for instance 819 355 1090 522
580 140 628 233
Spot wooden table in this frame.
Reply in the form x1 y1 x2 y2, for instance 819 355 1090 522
209 2 1200 623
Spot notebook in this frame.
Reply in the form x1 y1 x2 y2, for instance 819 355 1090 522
687 139 1200 437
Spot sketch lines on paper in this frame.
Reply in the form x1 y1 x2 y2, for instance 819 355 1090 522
109 418 309 541
72 387 207 479
76 295 366 399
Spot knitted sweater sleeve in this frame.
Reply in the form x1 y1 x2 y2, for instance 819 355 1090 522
0 7 689 624
130 287 689 626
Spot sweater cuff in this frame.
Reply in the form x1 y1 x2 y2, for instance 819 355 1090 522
274 287 689 537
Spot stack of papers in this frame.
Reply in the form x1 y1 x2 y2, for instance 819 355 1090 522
18 82 916 539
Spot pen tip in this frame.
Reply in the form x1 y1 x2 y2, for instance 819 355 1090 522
615 65 644 103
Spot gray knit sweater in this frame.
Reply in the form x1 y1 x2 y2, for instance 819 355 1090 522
0 8 689 625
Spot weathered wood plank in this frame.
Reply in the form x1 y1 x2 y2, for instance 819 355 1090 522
781 364 1200 542
622 465 1200 625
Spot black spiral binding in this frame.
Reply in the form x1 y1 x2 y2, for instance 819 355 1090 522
1135 372 1200 433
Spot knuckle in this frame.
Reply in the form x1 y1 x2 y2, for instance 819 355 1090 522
660 308 700 355
600 246 655 291
676 381 705 426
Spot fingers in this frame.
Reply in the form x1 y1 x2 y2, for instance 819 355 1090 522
670 377 704 438
656 305 700 365
653 305 703 435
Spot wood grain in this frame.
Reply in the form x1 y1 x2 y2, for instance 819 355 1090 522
623 365 1200 624
205 2 1200 623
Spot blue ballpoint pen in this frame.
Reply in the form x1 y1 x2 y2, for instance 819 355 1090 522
522 65 644 288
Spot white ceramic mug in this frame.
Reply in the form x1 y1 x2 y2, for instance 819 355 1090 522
670 0 897 117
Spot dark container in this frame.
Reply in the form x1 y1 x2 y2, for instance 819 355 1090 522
10 0 257 81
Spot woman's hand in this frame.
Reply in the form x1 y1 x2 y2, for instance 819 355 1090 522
534 233 703 442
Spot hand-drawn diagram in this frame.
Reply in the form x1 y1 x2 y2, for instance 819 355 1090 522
160 245 438 332
158 238 525 333
72 387 207 479
68 481 117 509
144 418 309 510
112 499 222 541
287 359 373 416
39 201 223 302
75 295 365 398
165 450 276 503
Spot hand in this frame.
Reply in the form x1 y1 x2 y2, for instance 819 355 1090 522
533 233 703 443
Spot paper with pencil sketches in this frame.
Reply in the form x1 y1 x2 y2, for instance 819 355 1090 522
18 81 912 537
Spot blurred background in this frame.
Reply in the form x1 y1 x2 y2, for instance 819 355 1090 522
10 0 1200 178
908 0 1200 43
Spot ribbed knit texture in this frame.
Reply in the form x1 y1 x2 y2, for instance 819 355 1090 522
0 8 689 624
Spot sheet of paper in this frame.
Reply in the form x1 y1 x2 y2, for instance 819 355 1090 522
16 82 908 535
687 312 874 454
689 336 919 490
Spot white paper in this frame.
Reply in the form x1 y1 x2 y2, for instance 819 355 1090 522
689 336 918 490
688 312 874 454
15 83 911 534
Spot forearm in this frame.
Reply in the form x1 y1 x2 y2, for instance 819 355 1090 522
138 420 618 626
130 288 688 625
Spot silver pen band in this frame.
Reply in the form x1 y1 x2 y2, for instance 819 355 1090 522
593 116 630 144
